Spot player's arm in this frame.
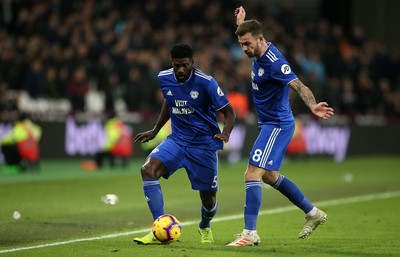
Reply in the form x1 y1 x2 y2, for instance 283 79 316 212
134 100 170 143
214 103 236 143
234 6 246 25
152 100 170 134
289 79 334 120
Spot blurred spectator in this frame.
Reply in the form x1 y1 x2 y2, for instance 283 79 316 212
124 67 148 112
66 66 90 112
376 78 397 115
103 70 125 114
0 80 18 120
44 66 62 99
0 113 41 173
340 77 357 115
93 114 132 170
57 66 70 97
23 58 46 99
226 90 249 121
295 47 326 88
356 70 375 114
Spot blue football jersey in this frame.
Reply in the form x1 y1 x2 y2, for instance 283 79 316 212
157 67 229 150
251 43 298 125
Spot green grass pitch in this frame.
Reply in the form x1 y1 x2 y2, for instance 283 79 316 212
0 155 399 256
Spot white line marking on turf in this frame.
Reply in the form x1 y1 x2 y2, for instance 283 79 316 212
1 191 399 254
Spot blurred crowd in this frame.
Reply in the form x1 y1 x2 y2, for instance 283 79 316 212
0 0 399 122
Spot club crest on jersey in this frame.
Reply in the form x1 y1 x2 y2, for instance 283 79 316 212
217 87 224 96
281 64 291 74
190 90 199 99
258 67 264 77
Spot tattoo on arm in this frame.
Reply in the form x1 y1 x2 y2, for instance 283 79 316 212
290 79 316 108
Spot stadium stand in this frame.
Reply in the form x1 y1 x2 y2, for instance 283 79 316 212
0 0 399 122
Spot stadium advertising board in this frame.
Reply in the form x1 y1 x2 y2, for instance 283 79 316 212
1 118 400 162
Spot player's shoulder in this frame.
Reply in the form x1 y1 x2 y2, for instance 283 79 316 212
158 68 174 78
157 68 175 85
262 43 285 64
193 68 213 82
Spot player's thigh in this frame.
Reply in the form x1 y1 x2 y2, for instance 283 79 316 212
248 124 295 171
184 147 219 192
148 138 184 178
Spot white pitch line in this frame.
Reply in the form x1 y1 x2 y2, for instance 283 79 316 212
1 191 399 254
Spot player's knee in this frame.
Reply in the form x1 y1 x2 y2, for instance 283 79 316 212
262 171 279 185
140 163 158 178
202 198 216 210
200 192 216 210
244 166 263 181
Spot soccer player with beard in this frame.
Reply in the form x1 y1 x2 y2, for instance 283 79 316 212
227 6 334 246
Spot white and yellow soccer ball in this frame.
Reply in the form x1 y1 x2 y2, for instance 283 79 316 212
152 214 182 243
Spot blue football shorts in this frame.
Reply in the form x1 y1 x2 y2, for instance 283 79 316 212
248 123 295 171
149 138 219 192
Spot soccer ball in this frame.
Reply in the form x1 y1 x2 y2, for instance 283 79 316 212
152 214 182 243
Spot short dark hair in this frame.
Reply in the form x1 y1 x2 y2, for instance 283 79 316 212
235 19 263 37
171 43 193 59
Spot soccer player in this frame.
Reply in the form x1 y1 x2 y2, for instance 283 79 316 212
133 43 236 244
227 6 334 246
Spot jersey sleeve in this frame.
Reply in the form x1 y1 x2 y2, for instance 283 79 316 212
270 60 298 86
207 78 229 111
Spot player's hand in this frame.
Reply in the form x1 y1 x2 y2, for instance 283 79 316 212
214 133 229 143
311 102 334 120
134 130 157 143
234 6 246 25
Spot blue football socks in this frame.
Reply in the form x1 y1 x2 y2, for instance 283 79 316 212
272 174 314 213
199 201 218 228
244 180 263 230
142 178 164 220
